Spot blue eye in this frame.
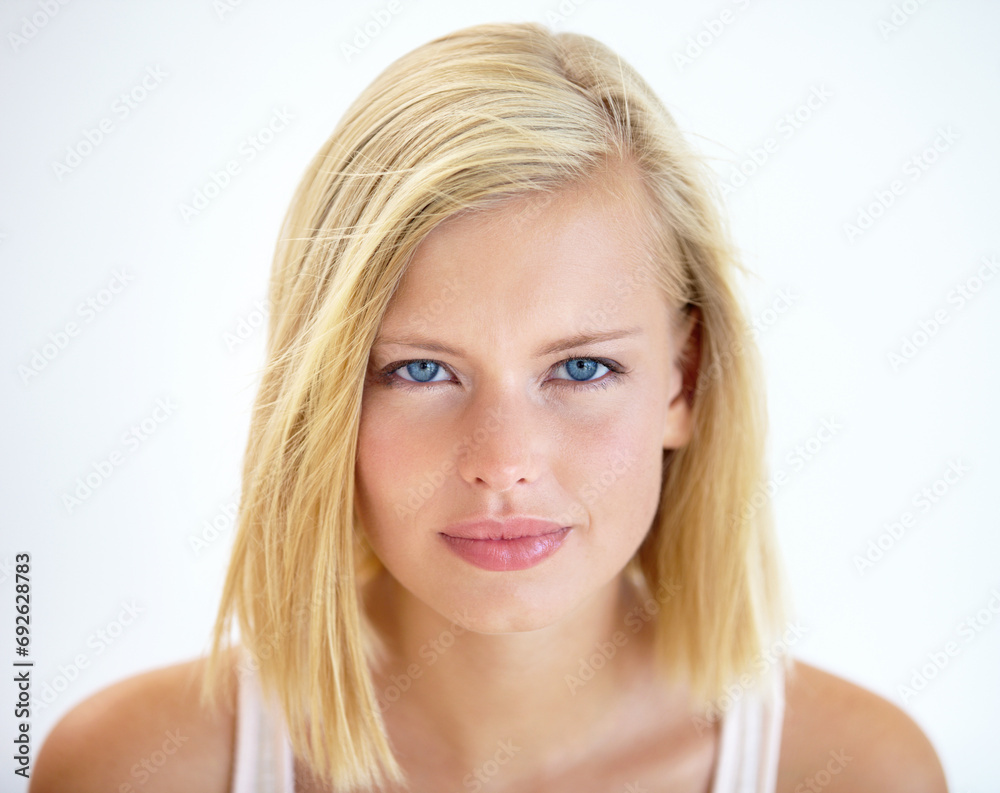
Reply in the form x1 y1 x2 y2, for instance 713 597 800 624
558 358 605 382
399 360 448 383
377 356 625 392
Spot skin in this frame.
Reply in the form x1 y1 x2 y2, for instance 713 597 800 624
28 169 949 793
351 165 703 786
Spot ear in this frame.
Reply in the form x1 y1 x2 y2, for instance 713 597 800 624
662 305 701 450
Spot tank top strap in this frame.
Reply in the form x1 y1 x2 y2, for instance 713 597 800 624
709 661 786 793
231 650 785 792
230 648 296 793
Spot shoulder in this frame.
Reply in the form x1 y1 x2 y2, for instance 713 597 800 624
29 647 240 793
776 658 947 792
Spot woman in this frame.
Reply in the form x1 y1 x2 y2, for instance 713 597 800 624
31 22 947 793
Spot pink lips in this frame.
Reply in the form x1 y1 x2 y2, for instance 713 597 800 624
439 517 571 571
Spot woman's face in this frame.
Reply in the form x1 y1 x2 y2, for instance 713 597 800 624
356 172 696 633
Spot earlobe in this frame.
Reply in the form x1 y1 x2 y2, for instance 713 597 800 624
662 306 701 451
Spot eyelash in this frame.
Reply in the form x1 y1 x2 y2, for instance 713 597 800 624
374 356 626 393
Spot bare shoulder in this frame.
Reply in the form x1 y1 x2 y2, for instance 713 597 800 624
776 658 948 792
29 647 240 793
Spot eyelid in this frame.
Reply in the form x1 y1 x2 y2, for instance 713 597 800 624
377 355 625 388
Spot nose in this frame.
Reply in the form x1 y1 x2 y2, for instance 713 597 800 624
453 385 544 492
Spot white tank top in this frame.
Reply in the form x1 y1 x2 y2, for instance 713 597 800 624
229 654 785 793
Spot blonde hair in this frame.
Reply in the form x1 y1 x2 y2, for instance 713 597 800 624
201 20 790 791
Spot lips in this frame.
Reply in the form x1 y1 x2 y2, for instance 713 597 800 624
439 518 572 571
440 517 567 540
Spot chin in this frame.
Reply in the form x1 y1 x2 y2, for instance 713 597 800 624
427 572 596 635
459 572 637 637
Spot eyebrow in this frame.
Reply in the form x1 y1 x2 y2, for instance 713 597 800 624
373 326 644 358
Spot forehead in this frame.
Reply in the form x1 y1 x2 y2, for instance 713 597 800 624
379 171 661 333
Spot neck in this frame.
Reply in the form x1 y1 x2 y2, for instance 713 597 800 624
361 566 664 782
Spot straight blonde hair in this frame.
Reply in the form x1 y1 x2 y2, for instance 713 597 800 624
201 21 791 791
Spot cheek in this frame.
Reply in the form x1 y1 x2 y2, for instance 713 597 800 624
355 393 455 548
355 400 418 533
358 387 431 473
569 399 665 541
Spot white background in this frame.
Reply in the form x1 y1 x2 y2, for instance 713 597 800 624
2 1 998 790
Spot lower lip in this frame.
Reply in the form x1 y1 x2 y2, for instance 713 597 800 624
439 528 571 571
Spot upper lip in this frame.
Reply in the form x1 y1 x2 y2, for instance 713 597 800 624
440 517 569 541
